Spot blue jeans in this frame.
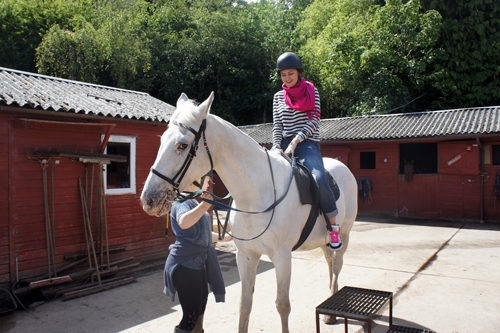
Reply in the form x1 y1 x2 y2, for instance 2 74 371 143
281 138 338 218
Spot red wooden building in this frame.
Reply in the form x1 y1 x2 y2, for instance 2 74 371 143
241 107 500 223
0 68 174 284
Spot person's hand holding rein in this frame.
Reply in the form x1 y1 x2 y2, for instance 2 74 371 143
178 177 213 229
285 137 300 157
199 190 213 210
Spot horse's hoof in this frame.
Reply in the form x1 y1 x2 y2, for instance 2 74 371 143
323 315 337 325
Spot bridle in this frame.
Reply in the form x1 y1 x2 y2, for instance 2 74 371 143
150 119 213 198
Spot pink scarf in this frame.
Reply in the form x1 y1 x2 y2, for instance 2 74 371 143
282 77 319 120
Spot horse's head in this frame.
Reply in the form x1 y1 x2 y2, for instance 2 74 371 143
404 159 414 182
140 92 215 217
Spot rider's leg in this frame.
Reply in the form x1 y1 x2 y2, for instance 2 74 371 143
289 140 342 250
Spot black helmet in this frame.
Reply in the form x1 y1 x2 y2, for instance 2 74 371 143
276 52 303 74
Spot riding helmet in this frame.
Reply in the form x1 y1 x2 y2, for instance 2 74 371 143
276 52 303 74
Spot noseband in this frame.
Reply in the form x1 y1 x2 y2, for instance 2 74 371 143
150 119 213 197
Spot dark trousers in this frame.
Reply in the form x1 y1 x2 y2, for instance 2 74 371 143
173 265 208 330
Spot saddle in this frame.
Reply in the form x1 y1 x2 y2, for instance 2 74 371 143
294 162 341 205
283 154 341 251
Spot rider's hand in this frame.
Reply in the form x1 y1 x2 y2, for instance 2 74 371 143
284 138 299 157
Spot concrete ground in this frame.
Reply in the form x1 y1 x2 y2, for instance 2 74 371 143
1 216 499 333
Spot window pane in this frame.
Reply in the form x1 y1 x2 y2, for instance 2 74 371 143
360 152 376 169
106 142 130 188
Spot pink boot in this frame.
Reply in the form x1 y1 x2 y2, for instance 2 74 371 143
328 224 342 250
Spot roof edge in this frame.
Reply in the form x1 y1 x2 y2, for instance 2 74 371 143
0 67 148 96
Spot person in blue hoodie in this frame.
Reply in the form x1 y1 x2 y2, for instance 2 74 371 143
164 175 232 333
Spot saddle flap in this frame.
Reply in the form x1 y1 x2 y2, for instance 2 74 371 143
293 162 340 205
293 163 316 205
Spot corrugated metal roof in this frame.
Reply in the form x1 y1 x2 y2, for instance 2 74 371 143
0 67 175 122
240 106 500 145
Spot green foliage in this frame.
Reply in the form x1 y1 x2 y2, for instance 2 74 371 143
0 0 92 72
145 0 290 124
35 23 108 84
2 0 499 124
36 0 153 91
299 0 441 116
422 0 500 109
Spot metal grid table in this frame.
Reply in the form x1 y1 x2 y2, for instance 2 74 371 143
386 325 435 333
315 286 393 333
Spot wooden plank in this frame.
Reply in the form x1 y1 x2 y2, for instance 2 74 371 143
0 252 8 266
62 277 137 301
0 228 9 245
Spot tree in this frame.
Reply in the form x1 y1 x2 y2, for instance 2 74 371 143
147 0 272 125
422 0 500 109
0 0 90 72
36 0 153 91
298 0 441 117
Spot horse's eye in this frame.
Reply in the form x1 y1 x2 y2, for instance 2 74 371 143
177 143 188 151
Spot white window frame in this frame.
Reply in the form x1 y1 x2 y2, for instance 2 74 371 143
103 135 136 195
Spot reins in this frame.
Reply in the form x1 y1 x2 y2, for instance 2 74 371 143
187 151 295 215
181 150 296 242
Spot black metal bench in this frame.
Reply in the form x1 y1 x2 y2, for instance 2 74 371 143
315 286 393 333
386 325 435 333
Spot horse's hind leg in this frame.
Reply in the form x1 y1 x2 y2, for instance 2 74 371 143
321 246 337 325
331 232 349 294
236 250 261 333
270 249 292 333
321 232 350 325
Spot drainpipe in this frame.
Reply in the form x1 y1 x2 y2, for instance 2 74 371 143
477 137 484 223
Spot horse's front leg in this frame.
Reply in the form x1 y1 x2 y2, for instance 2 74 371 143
271 249 292 333
236 249 261 333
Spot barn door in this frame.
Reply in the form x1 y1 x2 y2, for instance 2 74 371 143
398 174 439 219
398 143 440 219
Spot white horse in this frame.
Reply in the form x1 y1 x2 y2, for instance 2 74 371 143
140 92 358 333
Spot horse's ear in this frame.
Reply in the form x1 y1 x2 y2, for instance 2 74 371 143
177 93 189 108
196 91 214 117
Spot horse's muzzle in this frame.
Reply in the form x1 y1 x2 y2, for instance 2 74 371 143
140 188 175 217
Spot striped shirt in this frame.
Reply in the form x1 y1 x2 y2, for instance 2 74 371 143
272 87 321 150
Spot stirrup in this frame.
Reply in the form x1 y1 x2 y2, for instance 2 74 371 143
328 240 343 250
